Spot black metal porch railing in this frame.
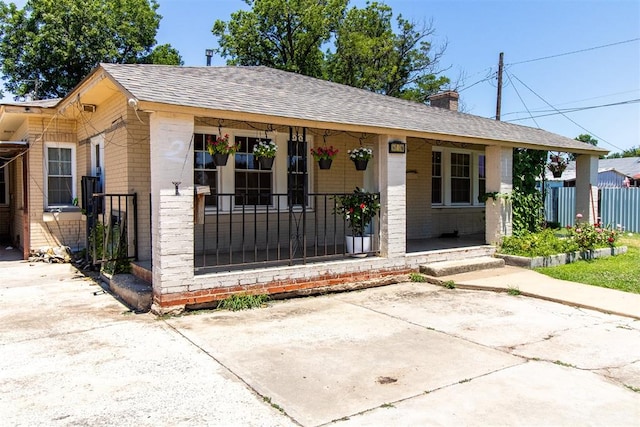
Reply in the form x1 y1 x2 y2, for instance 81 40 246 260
195 192 380 271
88 193 138 267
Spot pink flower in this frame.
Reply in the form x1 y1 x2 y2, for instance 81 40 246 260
576 213 583 219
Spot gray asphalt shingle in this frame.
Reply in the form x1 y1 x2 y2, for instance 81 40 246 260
100 63 607 154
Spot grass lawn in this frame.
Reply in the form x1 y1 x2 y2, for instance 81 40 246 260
535 233 640 294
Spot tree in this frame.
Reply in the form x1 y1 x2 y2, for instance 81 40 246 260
0 0 182 99
212 0 348 79
212 0 450 101
606 146 640 159
327 2 449 102
141 44 184 66
570 134 599 160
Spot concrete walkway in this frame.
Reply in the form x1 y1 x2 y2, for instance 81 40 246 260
2 247 639 426
432 265 640 320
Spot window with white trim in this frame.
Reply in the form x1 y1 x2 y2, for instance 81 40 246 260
431 148 485 206
478 154 486 200
431 151 442 204
450 152 471 203
193 133 217 206
234 136 273 206
45 143 76 208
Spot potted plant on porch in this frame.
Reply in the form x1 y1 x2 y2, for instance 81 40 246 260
206 134 238 166
348 147 373 171
311 145 339 170
334 188 381 256
253 139 278 170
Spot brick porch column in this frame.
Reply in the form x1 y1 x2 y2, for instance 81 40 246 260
148 112 195 305
377 135 406 258
485 146 513 244
575 154 599 224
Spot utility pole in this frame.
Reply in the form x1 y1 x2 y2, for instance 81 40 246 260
495 52 504 121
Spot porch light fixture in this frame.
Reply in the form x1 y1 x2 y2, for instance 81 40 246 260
205 49 214 66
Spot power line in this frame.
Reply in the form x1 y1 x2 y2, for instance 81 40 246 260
507 38 640 66
507 73 628 152
504 69 539 128
503 98 640 119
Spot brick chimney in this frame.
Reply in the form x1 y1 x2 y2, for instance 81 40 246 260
428 90 459 112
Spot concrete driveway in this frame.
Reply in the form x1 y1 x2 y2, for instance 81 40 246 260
1 256 639 426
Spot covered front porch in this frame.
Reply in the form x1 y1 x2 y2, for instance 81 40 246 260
146 111 600 312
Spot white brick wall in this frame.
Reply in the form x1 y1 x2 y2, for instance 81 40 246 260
149 113 195 295
485 146 513 244
377 135 406 258
575 155 599 224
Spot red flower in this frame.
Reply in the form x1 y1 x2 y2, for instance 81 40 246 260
360 203 366 210
349 207 354 213
608 237 615 243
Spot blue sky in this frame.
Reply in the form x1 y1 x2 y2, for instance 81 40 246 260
154 0 639 154
5 0 639 153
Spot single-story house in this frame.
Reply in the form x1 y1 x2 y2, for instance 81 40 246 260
544 157 640 188
0 64 607 313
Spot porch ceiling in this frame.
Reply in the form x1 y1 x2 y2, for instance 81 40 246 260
0 141 28 159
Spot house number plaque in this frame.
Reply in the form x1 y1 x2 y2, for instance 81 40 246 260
388 141 406 153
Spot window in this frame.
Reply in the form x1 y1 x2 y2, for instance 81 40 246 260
193 133 217 206
46 143 76 207
234 136 273 206
288 139 307 207
431 149 484 207
478 155 486 200
450 152 470 203
431 151 442 204
0 164 7 205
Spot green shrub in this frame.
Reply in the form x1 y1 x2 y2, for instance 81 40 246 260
218 293 270 311
499 218 621 258
499 228 577 257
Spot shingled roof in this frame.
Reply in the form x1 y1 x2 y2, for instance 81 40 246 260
100 63 606 154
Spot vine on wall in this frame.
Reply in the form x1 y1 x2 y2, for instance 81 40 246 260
512 148 547 235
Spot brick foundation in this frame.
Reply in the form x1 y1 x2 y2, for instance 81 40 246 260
152 267 412 313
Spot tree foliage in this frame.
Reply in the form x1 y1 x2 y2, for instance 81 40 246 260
512 148 547 234
0 0 182 99
606 146 640 159
212 0 347 78
212 0 450 101
327 2 449 102
571 134 599 160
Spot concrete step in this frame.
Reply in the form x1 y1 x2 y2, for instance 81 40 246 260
419 256 505 277
108 273 152 312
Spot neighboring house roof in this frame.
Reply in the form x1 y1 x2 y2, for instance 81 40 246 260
96 63 606 154
545 157 640 182
1 98 60 108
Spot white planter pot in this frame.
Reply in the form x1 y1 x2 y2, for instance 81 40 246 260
345 235 372 257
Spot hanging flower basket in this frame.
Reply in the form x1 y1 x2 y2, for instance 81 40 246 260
348 147 373 171
311 145 338 170
253 139 278 170
318 158 333 170
547 152 567 179
212 153 229 167
207 134 238 167
258 156 275 170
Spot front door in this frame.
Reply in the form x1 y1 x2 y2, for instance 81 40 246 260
90 134 105 192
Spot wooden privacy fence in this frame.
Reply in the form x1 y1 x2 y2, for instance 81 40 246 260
545 187 640 232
